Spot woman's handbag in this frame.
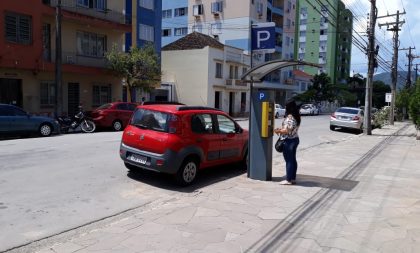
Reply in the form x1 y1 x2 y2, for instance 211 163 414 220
275 137 285 152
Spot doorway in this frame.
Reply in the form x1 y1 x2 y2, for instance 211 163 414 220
229 92 235 116
0 78 23 107
214 91 221 109
68 83 80 116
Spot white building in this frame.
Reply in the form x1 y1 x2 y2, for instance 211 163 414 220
162 32 251 116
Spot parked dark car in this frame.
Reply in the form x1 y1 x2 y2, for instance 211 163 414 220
120 104 249 185
91 102 138 131
0 104 60 137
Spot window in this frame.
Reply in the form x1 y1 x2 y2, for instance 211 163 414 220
211 2 223 13
93 85 111 106
301 7 307 15
193 4 203 16
162 9 172 19
285 37 290 46
77 0 106 10
5 12 32 44
174 27 187 36
286 19 291 29
234 66 239 79
162 29 171 37
217 115 236 134
174 7 187 17
139 24 154 42
77 31 106 57
215 62 223 78
299 31 306 37
191 114 213 134
42 23 51 61
40 81 55 106
242 67 248 75
192 24 203 32
321 5 328 12
116 103 129 110
139 0 154 10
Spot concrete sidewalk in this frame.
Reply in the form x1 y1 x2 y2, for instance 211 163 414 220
29 122 420 253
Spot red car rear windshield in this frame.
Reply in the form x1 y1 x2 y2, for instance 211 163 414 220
130 109 170 132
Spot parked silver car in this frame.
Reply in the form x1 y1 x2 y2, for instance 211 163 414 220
330 107 364 132
275 104 285 118
300 104 319 115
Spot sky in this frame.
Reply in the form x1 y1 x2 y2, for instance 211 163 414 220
343 0 419 76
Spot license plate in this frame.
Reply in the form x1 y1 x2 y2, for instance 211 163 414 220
128 154 147 165
339 116 349 120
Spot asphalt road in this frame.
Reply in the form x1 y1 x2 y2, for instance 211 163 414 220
0 114 357 252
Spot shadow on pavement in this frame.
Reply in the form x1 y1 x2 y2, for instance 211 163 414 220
127 163 246 193
273 174 359 191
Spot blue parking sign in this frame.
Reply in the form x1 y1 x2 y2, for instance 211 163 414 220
252 22 275 53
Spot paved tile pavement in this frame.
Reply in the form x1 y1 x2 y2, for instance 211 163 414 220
28 122 420 253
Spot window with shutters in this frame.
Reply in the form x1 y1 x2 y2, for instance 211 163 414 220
139 24 154 42
5 12 32 44
40 81 55 106
76 31 107 57
93 85 111 106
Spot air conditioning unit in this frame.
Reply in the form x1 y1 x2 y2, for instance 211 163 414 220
66 56 75 64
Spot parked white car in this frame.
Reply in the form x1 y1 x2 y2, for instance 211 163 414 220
275 104 285 118
300 104 319 115
330 107 364 132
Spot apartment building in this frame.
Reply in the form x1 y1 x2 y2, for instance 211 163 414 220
266 0 298 104
162 0 189 47
0 0 130 116
162 32 251 116
187 0 267 53
296 0 352 84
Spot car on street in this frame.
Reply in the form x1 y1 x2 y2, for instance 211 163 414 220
330 107 364 132
0 104 60 137
300 104 319 115
91 102 138 131
119 104 249 185
275 104 286 118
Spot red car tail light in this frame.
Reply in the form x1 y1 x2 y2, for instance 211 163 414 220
331 113 336 118
168 114 181 134
352 115 360 121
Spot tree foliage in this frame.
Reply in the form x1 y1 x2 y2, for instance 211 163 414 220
105 44 161 102
295 73 337 103
409 84 420 129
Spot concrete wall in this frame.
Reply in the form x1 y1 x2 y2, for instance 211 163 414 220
162 48 210 106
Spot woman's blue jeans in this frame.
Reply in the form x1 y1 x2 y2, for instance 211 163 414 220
282 137 300 181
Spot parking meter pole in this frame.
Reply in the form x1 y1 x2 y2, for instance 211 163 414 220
248 89 274 181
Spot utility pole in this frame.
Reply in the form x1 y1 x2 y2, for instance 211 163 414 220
414 63 420 84
363 0 377 135
378 10 405 125
400 46 415 88
55 0 63 117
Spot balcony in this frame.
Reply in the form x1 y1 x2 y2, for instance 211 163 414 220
299 36 306 43
49 51 107 68
319 58 326 64
300 13 307 20
299 47 305 53
226 79 248 87
43 0 130 25
320 35 328 41
299 25 307 31
319 46 327 52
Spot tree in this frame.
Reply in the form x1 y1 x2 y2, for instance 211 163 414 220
372 81 391 108
106 44 161 102
295 73 337 103
409 83 420 130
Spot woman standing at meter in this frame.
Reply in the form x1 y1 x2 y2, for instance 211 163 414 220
274 100 301 185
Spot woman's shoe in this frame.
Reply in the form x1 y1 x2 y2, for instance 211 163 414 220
280 180 292 185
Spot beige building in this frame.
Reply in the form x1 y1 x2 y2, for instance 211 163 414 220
162 32 251 116
0 0 130 116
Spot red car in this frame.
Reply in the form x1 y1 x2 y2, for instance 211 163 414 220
119 104 249 185
91 102 138 131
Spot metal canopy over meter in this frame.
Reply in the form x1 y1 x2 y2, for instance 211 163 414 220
241 60 321 181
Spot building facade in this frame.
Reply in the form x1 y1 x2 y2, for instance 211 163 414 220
0 0 130 116
296 0 352 84
187 0 267 53
162 0 189 47
335 1 352 84
162 32 251 116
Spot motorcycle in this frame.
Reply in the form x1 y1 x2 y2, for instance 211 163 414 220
57 106 96 133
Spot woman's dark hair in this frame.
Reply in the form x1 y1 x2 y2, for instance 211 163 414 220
285 100 301 126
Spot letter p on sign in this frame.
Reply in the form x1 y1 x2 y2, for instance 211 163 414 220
257 31 270 48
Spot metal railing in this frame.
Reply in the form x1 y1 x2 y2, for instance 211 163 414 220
43 0 130 25
49 50 107 68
